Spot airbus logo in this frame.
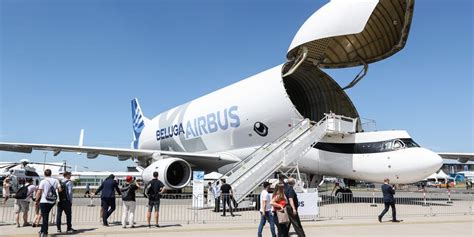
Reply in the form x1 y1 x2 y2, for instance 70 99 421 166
156 106 240 141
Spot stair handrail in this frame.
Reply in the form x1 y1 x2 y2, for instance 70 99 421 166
235 115 333 201
216 118 311 182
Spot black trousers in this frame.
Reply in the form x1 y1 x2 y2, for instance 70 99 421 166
222 195 233 215
285 206 306 237
101 198 116 225
56 201 72 230
214 197 220 212
40 203 55 234
379 202 396 221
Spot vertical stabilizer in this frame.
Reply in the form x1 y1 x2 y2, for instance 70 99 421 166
131 98 150 149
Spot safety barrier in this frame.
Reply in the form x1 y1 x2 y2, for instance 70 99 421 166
318 190 473 219
0 190 472 225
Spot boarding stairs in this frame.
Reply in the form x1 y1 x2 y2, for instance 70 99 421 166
219 113 358 203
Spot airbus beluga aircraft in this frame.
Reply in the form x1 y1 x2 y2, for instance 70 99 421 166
3 0 470 194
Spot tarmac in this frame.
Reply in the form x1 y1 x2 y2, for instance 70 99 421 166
0 215 472 237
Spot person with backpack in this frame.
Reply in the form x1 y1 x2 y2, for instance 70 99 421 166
145 171 165 228
121 176 140 228
56 171 76 233
35 169 61 237
93 174 121 226
14 178 35 228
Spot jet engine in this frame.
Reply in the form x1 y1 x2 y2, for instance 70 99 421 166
141 158 192 189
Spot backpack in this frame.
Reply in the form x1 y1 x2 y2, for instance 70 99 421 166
121 184 130 200
45 180 58 202
14 184 30 199
58 180 70 202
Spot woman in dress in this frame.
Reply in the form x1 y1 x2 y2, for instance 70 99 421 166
3 177 11 205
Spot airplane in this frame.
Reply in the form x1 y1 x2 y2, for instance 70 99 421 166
0 0 472 195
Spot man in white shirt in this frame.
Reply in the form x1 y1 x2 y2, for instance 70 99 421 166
257 181 276 237
35 169 61 237
212 181 221 212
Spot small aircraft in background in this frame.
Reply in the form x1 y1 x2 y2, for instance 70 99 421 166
0 159 70 193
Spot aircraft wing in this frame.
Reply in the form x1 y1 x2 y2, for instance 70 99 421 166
0 142 240 167
438 152 474 163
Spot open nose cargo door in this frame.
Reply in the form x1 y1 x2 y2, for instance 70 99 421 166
280 0 414 129
284 0 414 73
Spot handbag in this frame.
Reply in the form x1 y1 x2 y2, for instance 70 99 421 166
276 208 290 224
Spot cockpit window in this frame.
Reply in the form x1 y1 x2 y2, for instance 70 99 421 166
314 138 421 154
393 140 404 150
400 138 420 148
381 141 392 152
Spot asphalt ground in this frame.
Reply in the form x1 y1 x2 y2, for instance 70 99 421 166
0 215 472 237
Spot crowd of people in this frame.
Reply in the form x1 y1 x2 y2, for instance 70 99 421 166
208 176 306 237
4 169 166 236
7 169 311 237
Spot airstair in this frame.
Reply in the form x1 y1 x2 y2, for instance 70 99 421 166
219 113 358 203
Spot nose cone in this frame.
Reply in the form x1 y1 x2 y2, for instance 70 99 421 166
391 148 444 184
428 151 444 173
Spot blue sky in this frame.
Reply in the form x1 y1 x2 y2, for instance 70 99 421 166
1 0 472 171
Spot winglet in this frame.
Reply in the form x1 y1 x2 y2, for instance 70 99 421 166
78 129 84 147
78 129 84 155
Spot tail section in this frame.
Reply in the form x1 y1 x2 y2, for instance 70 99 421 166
131 98 150 149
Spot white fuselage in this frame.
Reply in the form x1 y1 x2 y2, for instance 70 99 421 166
135 65 442 184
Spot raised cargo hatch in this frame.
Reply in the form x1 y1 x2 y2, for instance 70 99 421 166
286 0 414 69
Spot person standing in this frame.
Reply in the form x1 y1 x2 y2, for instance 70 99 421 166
93 174 121 226
378 178 401 223
84 183 91 198
14 178 35 227
213 181 221 212
285 178 305 237
257 181 276 237
56 171 76 233
146 171 165 228
121 176 140 228
35 169 60 237
271 184 288 237
3 177 11 205
32 179 42 228
220 179 234 217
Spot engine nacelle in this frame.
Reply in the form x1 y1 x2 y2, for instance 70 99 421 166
141 158 192 189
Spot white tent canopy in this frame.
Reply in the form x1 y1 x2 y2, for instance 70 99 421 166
436 170 449 179
425 170 450 182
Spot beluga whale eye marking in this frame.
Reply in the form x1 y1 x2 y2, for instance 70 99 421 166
254 122 268 137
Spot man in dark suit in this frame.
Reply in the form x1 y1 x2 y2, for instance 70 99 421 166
93 174 121 226
378 178 401 223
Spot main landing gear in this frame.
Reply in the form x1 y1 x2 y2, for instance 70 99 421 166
332 179 354 202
